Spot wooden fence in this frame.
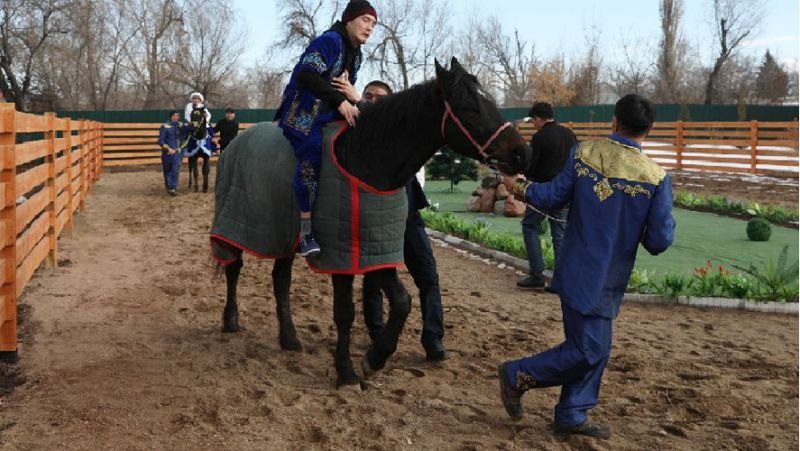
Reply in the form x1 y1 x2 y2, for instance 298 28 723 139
517 121 799 177
0 104 103 359
102 120 798 176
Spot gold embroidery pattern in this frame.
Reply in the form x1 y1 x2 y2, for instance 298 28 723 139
575 140 666 185
284 94 322 135
593 178 614 202
516 371 537 391
575 162 598 181
613 182 651 199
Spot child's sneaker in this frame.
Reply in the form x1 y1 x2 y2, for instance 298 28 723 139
299 233 321 257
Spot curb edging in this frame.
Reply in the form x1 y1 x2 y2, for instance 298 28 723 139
426 228 798 315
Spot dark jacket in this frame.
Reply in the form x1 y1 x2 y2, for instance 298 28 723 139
406 177 429 213
525 121 577 183
215 118 239 149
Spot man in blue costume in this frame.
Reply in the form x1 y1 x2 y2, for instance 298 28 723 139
358 80 447 362
497 94 676 439
274 0 377 257
157 111 187 196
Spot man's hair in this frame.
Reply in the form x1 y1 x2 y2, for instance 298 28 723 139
169 110 179 117
224 108 235 113
528 102 554 120
614 94 655 135
364 80 393 95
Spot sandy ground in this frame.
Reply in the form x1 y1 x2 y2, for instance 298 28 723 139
0 170 797 450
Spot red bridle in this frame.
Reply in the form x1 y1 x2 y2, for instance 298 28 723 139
441 99 512 162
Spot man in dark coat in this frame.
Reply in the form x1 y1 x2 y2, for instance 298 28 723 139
215 108 240 152
518 102 577 290
359 80 447 361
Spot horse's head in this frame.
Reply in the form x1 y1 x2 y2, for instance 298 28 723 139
189 106 208 140
435 57 530 175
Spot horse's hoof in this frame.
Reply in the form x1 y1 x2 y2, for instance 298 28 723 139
360 353 377 379
336 372 361 389
279 336 302 351
222 323 243 333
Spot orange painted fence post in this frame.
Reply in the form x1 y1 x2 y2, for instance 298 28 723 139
675 121 684 170
79 121 87 212
64 118 74 237
0 103 18 360
749 120 759 174
45 113 58 269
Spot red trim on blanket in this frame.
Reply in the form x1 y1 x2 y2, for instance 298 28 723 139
307 261 405 275
210 233 300 261
329 121 402 196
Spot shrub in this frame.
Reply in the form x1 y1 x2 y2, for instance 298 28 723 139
735 246 799 302
746 217 772 241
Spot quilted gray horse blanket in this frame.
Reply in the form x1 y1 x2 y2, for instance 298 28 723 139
210 122 408 274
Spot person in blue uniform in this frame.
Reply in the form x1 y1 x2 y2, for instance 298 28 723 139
496 94 676 439
358 80 447 362
157 111 187 196
274 0 377 257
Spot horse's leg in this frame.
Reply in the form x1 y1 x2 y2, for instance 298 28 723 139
187 156 195 189
201 154 210 192
362 268 411 377
332 274 360 387
192 156 199 192
272 255 301 351
222 253 244 333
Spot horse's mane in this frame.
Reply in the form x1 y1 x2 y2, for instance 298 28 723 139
354 71 488 148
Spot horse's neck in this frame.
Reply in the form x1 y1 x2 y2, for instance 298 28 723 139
335 89 445 191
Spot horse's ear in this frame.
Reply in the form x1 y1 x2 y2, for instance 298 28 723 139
450 56 465 74
434 59 448 79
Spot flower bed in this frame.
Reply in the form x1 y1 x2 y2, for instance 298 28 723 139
673 191 798 228
421 209 799 303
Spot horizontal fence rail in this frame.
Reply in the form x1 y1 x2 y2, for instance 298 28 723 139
517 121 799 177
103 121 798 176
0 104 103 358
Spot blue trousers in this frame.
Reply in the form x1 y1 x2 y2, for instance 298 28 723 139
284 129 323 213
161 151 182 190
522 206 567 275
503 301 612 427
362 211 444 346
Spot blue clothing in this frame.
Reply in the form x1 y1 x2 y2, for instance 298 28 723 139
522 206 567 276
505 302 612 427
275 22 362 213
503 134 675 428
161 151 183 190
184 126 217 158
525 134 675 319
158 121 188 151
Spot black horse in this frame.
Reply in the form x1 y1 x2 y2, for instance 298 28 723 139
216 58 531 387
185 106 214 192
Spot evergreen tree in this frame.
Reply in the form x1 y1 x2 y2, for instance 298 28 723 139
426 147 478 192
755 51 790 104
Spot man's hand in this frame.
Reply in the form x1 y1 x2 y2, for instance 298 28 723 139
168 148 177 155
332 72 361 103
500 173 528 199
338 100 360 127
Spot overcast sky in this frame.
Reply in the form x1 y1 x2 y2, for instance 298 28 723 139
232 0 799 76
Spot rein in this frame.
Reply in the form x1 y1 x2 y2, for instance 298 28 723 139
440 99 512 163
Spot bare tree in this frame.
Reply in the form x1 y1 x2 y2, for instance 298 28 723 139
274 0 345 53
368 0 451 90
568 24 603 105
478 16 536 107
654 0 684 102
704 0 764 104
607 37 652 98
0 0 71 110
174 0 247 104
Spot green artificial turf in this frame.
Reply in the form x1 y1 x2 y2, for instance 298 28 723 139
423 180 799 275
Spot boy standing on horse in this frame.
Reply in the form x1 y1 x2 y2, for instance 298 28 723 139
497 95 675 439
274 0 377 257
158 110 187 196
